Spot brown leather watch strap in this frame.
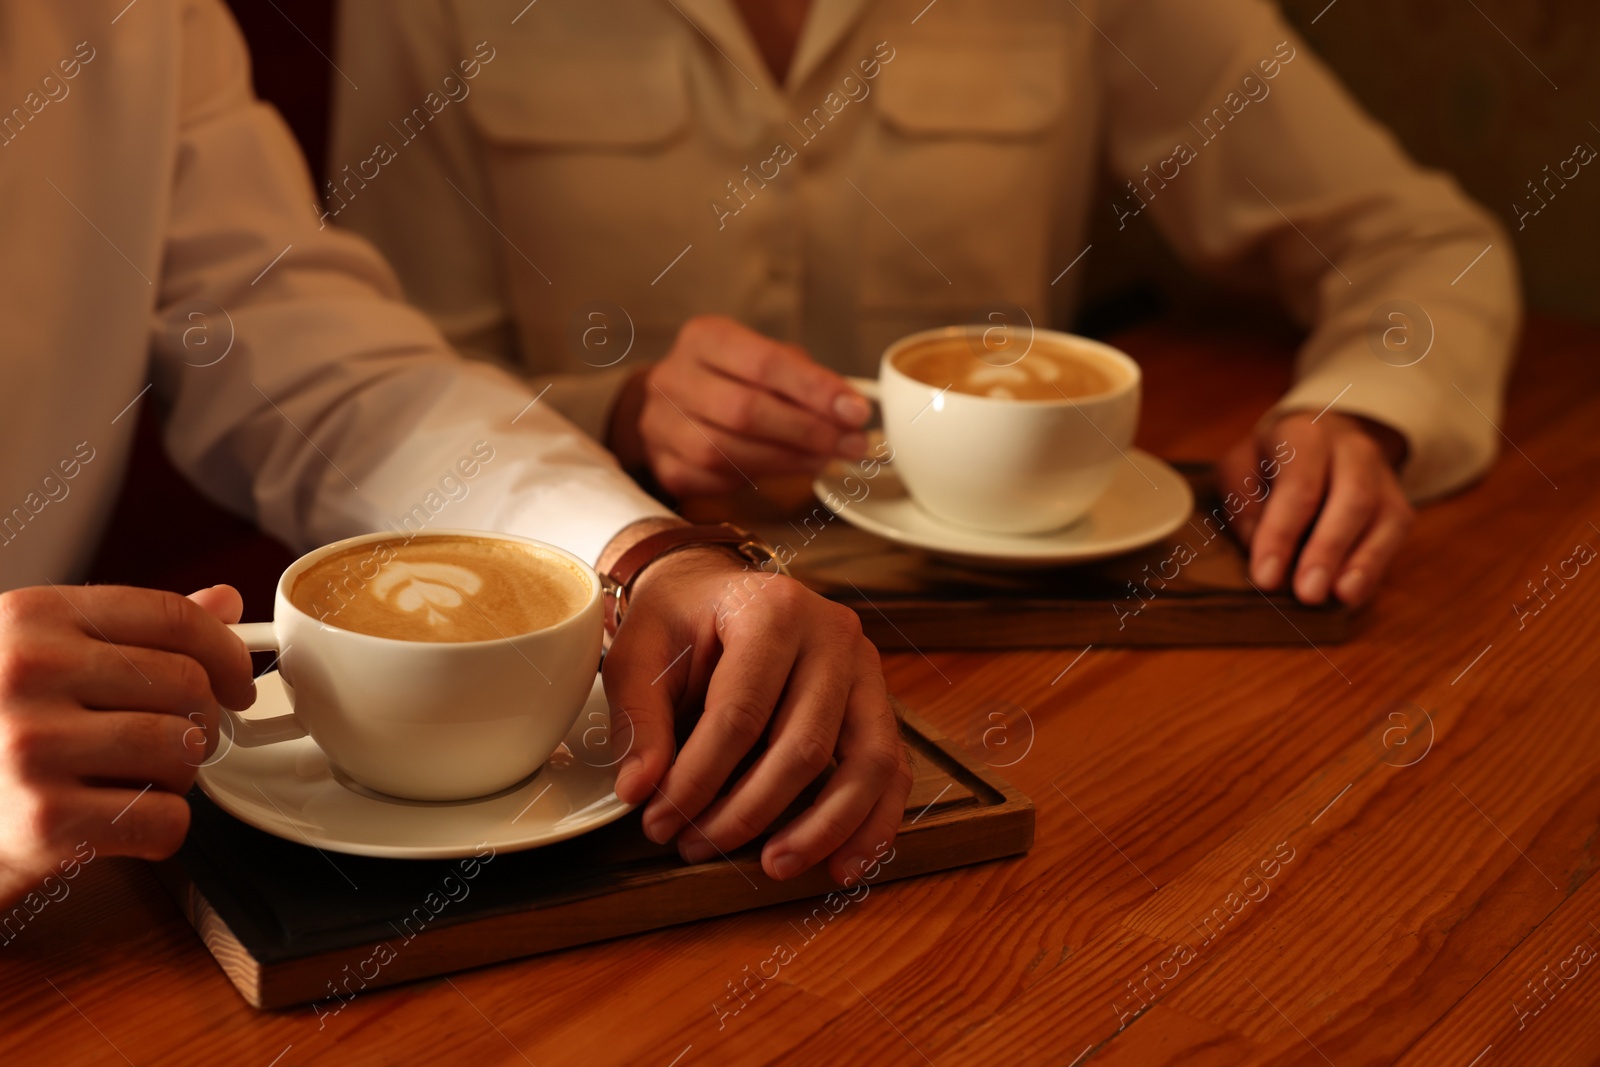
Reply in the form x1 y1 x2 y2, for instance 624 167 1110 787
600 522 783 636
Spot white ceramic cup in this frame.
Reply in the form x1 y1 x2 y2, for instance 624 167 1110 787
219 529 603 802
850 326 1142 535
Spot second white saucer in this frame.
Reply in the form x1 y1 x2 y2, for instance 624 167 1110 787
813 448 1194 566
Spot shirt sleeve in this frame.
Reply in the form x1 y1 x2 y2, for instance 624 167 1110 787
326 0 635 444
1096 0 1522 501
149 0 668 564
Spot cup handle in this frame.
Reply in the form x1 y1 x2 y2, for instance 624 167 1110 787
230 622 278 652
845 376 881 403
222 622 306 748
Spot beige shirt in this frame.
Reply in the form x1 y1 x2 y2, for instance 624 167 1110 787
331 0 1520 502
0 0 666 590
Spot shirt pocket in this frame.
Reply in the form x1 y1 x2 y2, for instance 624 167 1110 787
856 27 1071 312
460 42 703 354
462 43 698 265
466 45 689 149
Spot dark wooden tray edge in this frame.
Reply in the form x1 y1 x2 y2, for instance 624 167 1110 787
159 708 1035 1010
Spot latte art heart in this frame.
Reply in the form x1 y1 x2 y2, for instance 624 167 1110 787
370 562 484 628
290 535 592 643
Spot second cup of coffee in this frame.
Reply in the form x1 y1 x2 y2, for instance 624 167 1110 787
857 326 1142 535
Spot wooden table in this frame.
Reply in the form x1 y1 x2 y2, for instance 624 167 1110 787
5 316 1599 1066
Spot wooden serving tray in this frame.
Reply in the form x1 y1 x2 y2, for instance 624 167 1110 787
697 463 1353 650
158 706 1032 1010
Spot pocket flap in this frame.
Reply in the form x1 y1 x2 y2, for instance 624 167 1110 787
874 33 1066 137
467 47 688 148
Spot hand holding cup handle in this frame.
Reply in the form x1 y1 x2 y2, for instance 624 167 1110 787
204 530 605 801
217 622 307 748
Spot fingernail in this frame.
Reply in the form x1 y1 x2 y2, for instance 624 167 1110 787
615 755 642 800
840 856 871 884
769 852 804 880
1335 568 1366 604
642 807 678 845
1254 555 1284 589
837 432 869 460
678 836 716 865
833 393 871 426
1298 565 1331 604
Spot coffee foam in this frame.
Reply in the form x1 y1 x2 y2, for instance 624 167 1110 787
896 338 1119 401
290 535 589 643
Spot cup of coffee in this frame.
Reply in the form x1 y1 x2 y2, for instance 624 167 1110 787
849 326 1141 534
222 530 602 801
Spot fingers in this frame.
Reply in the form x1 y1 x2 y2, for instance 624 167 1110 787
187 584 244 626
6 708 203 793
1247 425 1329 591
643 403 835 480
1240 413 1413 605
673 640 852 865
642 316 873 495
822 751 912 886
49 587 254 712
1333 489 1413 606
684 316 869 428
601 622 684 808
15 784 191 864
70 644 219 722
1217 434 1268 546
673 370 866 460
650 452 748 498
1292 433 1385 604
91 786 191 860
642 604 801 844
607 544 906 887
760 649 910 884
0 636 217 756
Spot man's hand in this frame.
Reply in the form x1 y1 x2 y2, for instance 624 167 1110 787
610 315 873 497
600 540 912 886
1220 411 1414 606
0 585 254 910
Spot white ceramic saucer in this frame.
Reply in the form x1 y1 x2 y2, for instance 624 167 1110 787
813 448 1194 566
196 672 635 859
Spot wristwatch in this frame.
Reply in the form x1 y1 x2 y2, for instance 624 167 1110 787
599 522 788 637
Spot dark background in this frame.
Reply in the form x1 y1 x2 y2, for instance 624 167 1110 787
88 0 1597 611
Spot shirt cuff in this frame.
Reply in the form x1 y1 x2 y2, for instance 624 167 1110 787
1261 353 1498 504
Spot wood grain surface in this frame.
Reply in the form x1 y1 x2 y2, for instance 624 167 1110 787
2 316 1596 1066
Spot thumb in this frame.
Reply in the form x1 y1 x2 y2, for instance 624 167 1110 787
187 584 244 625
600 619 684 808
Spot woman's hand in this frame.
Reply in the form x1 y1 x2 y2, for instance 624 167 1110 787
1219 411 1414 606
610 315 872 497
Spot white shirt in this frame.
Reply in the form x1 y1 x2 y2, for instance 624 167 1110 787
0 0 667 591
330 0 1522 502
